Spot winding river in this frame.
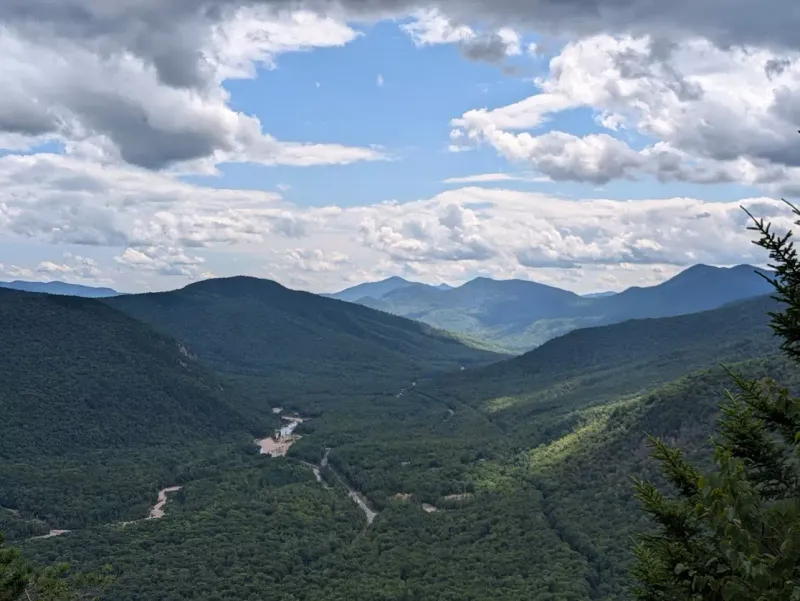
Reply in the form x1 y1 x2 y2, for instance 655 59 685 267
26 485 183 541
255 413 381 527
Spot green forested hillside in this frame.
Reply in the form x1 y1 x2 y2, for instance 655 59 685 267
421 294 780 438
105 276 500 411
522 354 800 599
310 295 780 513
0 289 252 459
354 264 773 353
0 289 261 537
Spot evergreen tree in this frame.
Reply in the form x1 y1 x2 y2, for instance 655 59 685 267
0 533 111 601
0 534 30 601
631 200 800 600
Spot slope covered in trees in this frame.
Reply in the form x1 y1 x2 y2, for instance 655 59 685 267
317 295 781 512
419 294 780 441
0 289 252 459
105 276 500 411
0 288 262 537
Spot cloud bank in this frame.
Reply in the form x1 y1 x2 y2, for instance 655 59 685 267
1 0 796 293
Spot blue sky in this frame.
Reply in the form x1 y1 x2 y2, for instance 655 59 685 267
197 20 546 205
191 20 761 207
0 6 795 293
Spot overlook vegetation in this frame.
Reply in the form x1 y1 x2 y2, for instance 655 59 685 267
631 205 800 600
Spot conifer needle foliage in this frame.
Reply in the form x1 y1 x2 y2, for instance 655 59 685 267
631 200 800 601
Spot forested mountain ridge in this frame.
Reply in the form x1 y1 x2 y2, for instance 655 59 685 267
328 276 457 302
418 294 781 441
0 288 261 538
326 276 417 302
585 263 773 320
105 275 501 411
0 288 252 459
349 264 773 353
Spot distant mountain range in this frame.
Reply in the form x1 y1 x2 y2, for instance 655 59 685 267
423 292 781 442
0 280 120 297
330 264 773 353
326 276 415 302
582 291 616 298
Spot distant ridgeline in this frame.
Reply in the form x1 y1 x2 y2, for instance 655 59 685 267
330 264 774 353
0 280 120 297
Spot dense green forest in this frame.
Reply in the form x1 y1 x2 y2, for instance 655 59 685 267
1 265 788 600
0 289 256 460
0 289 272 538
105 276 500 412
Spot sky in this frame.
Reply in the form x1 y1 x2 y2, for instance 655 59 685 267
1 0 799 294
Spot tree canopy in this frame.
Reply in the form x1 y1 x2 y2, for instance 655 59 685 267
632 200 800 600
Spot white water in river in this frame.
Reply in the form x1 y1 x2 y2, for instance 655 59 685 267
279 420 300 438
255 415 305 456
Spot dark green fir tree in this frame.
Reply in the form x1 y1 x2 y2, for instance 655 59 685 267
631 200 800 600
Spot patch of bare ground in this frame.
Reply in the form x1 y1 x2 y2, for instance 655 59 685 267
422 503 438 513
148 486 183 519
393 493 412 501
443 493 473 501
256 414 309 457
255 434 300 457
31 529 71 539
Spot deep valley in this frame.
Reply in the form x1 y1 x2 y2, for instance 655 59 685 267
1 257 795 600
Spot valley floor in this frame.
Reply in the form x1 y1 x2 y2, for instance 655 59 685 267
12 357 791 601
